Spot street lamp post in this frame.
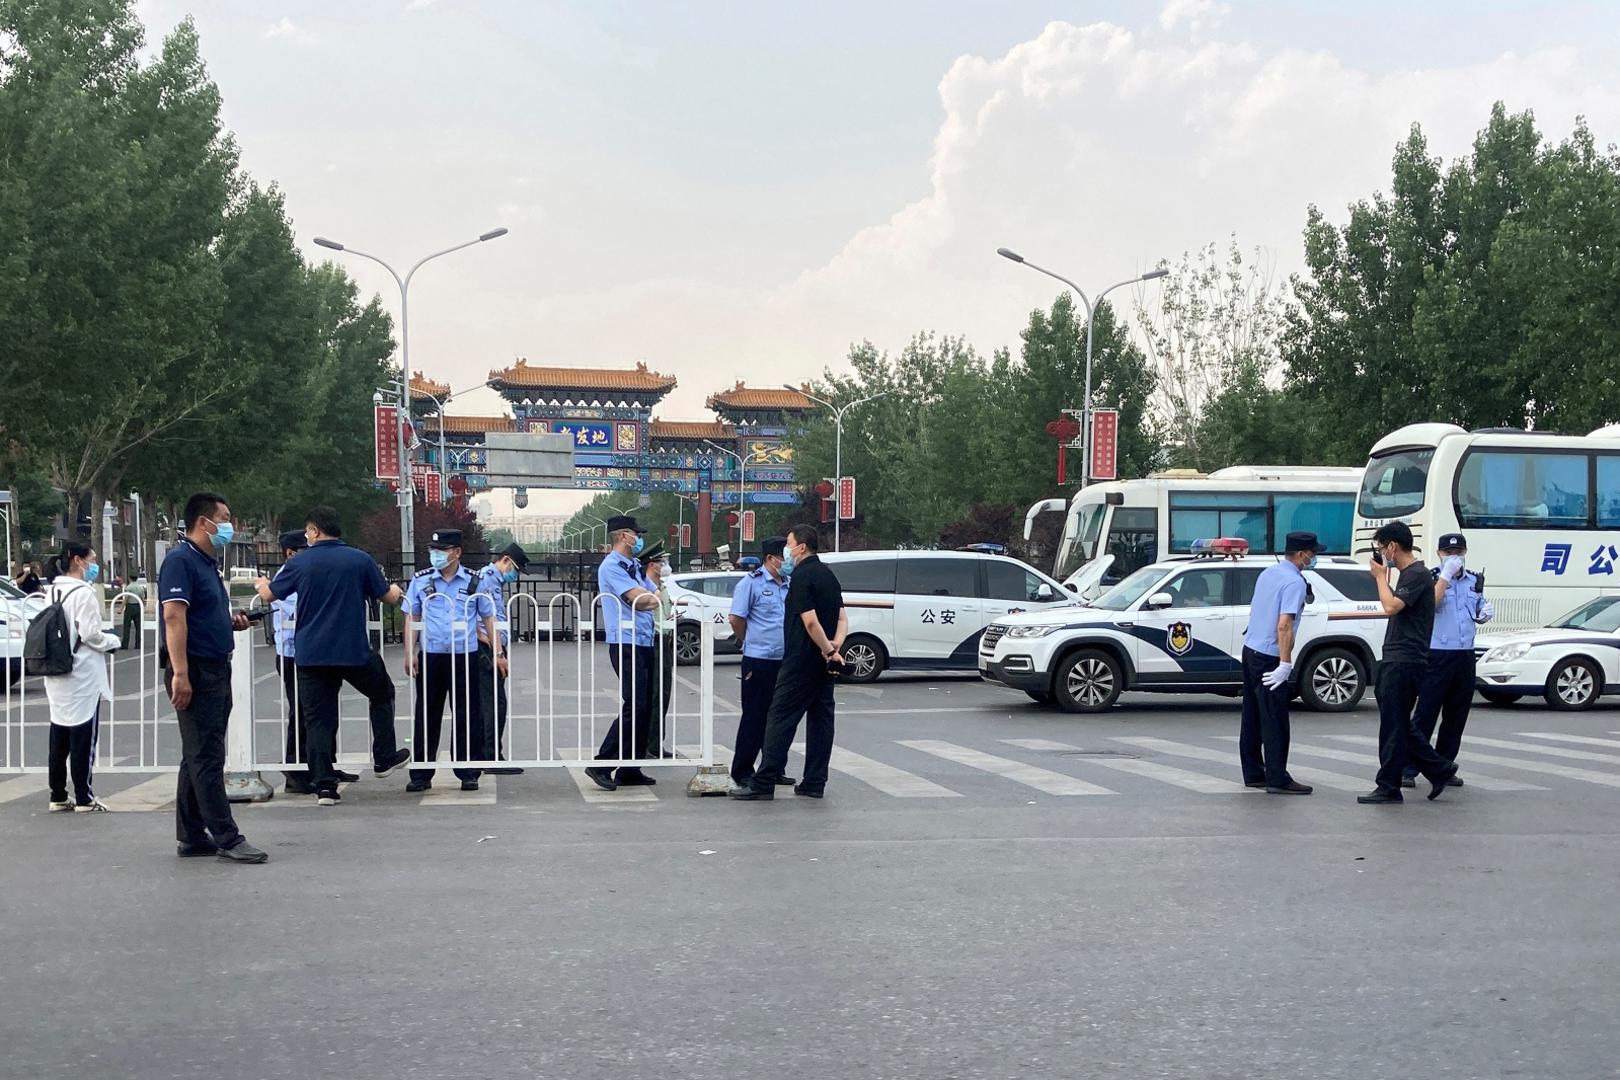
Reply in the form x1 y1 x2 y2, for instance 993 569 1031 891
790 386 891 552
702 441 747 552
428 379 493 495
314 226 507 573
996 249 1166 489
583 514 608 552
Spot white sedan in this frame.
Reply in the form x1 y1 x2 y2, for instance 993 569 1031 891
667 571 743 665
1475 595 1620 710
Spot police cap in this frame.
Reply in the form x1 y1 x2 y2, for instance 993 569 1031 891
428 529 463 549
638 540 669 568
762 535 786 559
1437 532 1467 552
1283 531 1324 554
605 515 645 535
279 529 308 552
500 542 530 570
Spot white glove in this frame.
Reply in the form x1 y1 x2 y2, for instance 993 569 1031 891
1262 662 1292 690
1440 556 1465 579
1477 599 1495 624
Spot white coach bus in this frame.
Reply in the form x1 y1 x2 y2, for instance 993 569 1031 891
1355 423 1620 632
1030 466 1361 594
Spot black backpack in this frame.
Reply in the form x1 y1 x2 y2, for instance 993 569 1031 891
23 582 84 677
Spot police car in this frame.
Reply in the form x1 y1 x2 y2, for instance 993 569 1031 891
978 539 1389 712
668 571 743 664
1474 595 1620 709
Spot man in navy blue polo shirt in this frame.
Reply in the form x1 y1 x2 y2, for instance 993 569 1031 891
256 505 411 806
160 492 266 864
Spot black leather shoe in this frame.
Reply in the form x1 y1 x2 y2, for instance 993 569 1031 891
1244 780 1268 789
177 841 219 858
616 772 657 786
486 767 524 775
1266 781 1313 795
1399 776 1416 788
374 749 412 777
584 767 617 791
775 775 798 786
333 769 360 784
1447 775 1464 787
217 841 269 864
1428 763 1460 801
404 778 432 793
793 784 825 799
1358 789 1404 804
729 785 774 801
282 779 314 795
460 779 479 792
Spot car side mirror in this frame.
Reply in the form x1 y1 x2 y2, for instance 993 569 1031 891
1145 591 1173 610
1063 582 1079 593
1035 582 1055 601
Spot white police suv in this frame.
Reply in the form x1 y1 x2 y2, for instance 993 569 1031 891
1474 595 1620 710
979 540 1390 712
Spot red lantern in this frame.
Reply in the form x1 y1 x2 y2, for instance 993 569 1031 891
726 511 740 526
667 524 679 538
448 475 468 495
813 480 835 498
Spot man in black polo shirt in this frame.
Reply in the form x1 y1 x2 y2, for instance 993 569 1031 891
1358 520 1460 804
159 492 266 864
256 505 411 806
732 525 848 801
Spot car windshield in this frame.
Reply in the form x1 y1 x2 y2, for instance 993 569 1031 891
1358 447 1434 519
0 579 22 600
1091 566 1173 611
1054 502 1106 580
1552 596 1620 633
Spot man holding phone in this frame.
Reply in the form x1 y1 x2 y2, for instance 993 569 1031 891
1403 532 1493 789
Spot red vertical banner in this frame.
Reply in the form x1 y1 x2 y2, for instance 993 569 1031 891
1089 409 1119 481
426 471 442 505
837 476 856 520
741 510 756 542
679 523 692 547
410 464 441 503
374 405 400 479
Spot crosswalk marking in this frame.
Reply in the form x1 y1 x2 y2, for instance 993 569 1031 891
790 742 963 798
562 765 659 803
1462 735 1620 766
101 774 175 812
1002 739 1248 793
0 775 40 804
1520 733 1620 751
419 776 497 806
1223 738 1548 792
897 740 1113 795
1324 734 1620 789
1112 736 1367 792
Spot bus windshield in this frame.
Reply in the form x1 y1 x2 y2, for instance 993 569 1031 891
1358 448 1434 519
1091 566 1173 611
1552 596 1620 634
1054 502 1106 580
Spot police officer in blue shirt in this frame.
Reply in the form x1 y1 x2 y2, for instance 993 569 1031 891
159 492 265 863
726 535 795 794
1404 531 1494 788
584 515 658 791
1237 531 1321 795
272 530 334 794
404 529 499 793
476 542 529 774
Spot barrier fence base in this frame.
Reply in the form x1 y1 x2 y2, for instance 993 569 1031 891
225 772 274 804
686 764 731 797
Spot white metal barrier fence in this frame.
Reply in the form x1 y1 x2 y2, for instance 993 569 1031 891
0 590 715 779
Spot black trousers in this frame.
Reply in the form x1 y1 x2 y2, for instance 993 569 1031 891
750 660 835 794
596 640 652 775
279 655 304 765
731 656 782 783
1238 646 1293 787
120 602 141 650
410 651 482 782
1374 660 1453 793
297 652 401 793
475 643 507 760
1406 649 1476 776
47 708 99 804
646 635 675 756
167 656 243 850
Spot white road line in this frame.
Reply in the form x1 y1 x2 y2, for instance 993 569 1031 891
1520 733 1620 751
419 775 496 806
101 774 175 812
1463 735 1620 766
0 775 40 804
897 739 1113 795
559 748 659 802
1113 736 1367 792
840 706 1017 716
674 672 741 714
1003 739 1249 794
789 742 962 798
1229 737 1547 792
1325 734 1620 789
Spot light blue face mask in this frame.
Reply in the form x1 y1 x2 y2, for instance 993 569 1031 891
631 535 645 556
1305 555 1318 571
430 550 450 571
501 567 519 583
85 562 101 584
780 548 796 575
209 519 234 550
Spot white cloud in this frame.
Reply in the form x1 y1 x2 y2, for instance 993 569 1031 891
1158 0 1230 34
265 17 298 39
406 0 438 9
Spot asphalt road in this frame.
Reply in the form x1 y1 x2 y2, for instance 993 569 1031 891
3 652 1619 1079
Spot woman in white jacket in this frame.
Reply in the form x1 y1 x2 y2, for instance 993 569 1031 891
44 541 121 812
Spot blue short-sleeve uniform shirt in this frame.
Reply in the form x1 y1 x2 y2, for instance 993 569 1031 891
729 568 787 660
158 538 234 660
476 564 510 648
597 553 655 646
1430 568 1484 651
271 563 297 660
1243 560 1307 657
406 565 492 654
269 539 390 667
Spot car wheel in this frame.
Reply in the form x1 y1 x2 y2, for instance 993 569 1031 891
1479 690 1523 706
674 624 702 666
1025 689 1056 705
1053 649 1123 713
1544 657 1602 710
1298 647 1366 712
840 635 886 682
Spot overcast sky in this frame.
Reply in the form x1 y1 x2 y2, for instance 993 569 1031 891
136 0 1620 515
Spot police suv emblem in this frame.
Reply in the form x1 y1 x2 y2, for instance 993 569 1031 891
1167 621 1193 655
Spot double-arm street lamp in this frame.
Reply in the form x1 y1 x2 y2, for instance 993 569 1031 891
426 379 494 494
790 386 891 552
702 441 747 546
314 227 508 572
996 248 1166 489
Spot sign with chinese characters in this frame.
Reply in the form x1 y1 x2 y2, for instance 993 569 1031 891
1542 542 1619 576
919 608 957 625
1089 408 1119 481
554 421 614 449
374 405 401 479
838 476 856 520
741 510 756 543
679 523 692 548
410 464 442 504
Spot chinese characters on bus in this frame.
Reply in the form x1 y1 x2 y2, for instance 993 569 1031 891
1541 542 1619 575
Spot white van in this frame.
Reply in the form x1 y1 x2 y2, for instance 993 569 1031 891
820 550 1075 682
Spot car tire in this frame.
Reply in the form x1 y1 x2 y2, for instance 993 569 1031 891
1025 689 1056 705
1544 657 1602 710
1479 690 1523 706
841 635 886 683
674 624 702 666
1298 647 1366 712
1053 648 1123 713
